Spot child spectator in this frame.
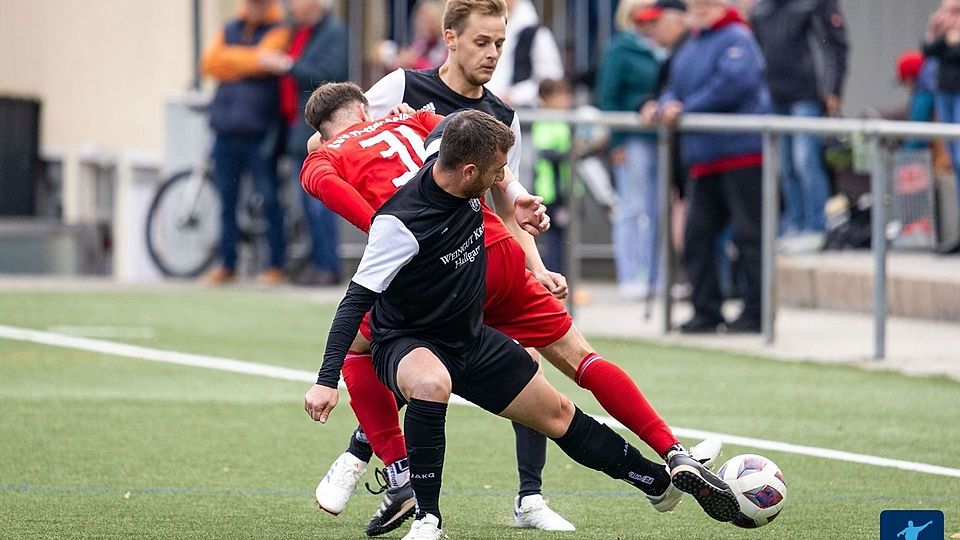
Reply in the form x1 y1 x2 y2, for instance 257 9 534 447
531 79 574 273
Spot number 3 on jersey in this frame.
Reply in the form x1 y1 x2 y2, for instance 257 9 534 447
359 125 429 187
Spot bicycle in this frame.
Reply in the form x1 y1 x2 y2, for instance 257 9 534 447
145 107 311 279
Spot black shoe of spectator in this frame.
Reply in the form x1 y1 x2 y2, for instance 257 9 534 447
679 314 724 334
725 315 761 334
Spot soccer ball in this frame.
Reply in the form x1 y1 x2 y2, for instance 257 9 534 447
717 454 787 528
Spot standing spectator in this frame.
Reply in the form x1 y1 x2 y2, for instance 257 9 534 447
377 0 447 71
260 0 348 285
486 0 564 108
897 50 937 150
201 0 288 286
640 0 691 298
656 0 770 333
487 0 565 195
751 0 848 252
531 79 574 273
596 0 663 301
923 0 960 252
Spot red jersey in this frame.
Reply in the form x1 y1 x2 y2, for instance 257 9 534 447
301 110 512 246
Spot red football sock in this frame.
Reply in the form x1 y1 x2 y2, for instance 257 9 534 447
342 352 407 466
575 354 679 456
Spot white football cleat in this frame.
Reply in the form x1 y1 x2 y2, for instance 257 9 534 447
315 451 367 515
690 437 722 469
401 513 444 540
647 438 723 513
514 494 576 531
646 480 683 513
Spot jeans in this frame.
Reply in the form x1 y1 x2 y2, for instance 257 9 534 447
935 91 960 210
773 100 831 234
211 133 285 270
611 137 659 291
290 153 340 274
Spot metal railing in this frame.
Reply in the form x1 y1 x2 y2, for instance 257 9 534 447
516 110 960 360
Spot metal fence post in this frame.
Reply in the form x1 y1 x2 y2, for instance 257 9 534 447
869 135 890 360
657 125 674 334
565 121 581 320
761 132 780 345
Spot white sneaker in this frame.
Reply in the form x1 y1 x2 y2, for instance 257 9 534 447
646 438 722 513
645 478 683 513
513 494 576 531
315 452 367 515
401 514 444 540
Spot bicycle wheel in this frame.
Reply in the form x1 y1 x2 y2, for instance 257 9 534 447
145 168 221 278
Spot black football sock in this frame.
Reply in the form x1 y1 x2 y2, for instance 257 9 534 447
405 398 447 525
513 421 546 499
551 407 671 496
346 425 374 463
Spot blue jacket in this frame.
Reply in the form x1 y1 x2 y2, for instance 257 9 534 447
595 31 661 146
661 13 770 170
285 14 348 157
208 19 281 136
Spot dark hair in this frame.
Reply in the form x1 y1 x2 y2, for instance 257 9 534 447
437 110 515 174
304 82 369 136
442 0 507 35
538 78 571 100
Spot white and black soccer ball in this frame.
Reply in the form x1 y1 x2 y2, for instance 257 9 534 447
717 454 787 528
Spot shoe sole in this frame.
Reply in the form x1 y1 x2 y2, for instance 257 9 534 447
366 498 416 537
671 465 739 522
316 498 343 516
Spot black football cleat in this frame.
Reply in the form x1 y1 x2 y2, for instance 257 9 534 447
365 480 416 537
667 451 739 523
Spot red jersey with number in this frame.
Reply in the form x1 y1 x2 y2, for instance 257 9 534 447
300 111 512 246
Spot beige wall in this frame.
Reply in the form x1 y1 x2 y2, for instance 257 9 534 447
0 0 230 159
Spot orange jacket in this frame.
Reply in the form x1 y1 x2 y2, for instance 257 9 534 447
201 1 291 82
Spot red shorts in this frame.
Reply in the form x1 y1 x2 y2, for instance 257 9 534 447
360 238 572 349
482 238 573 348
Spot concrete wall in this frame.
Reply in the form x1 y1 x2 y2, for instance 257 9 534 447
0 0 232 159
840 0 940 117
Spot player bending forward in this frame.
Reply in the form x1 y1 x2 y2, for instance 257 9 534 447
306 109 739 540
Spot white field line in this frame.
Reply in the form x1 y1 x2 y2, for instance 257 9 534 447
2 323 959 480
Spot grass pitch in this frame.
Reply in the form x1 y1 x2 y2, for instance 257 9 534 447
1 289 958 539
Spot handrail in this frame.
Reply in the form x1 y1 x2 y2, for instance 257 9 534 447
515 110 948 360
517 109 960 139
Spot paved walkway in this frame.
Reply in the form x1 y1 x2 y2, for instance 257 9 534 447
1 275 958 382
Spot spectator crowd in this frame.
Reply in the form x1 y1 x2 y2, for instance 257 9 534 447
197 0 960 331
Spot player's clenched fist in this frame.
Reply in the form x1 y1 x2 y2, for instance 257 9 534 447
304 384 340 424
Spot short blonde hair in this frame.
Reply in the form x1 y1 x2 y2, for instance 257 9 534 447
615 0 654 31
442 0 508 35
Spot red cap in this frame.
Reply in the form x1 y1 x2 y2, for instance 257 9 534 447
633 6 664 22
897 50 923 82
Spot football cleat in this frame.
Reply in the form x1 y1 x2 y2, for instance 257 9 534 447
647 438 723 512
689 437 722 469
365 469 417 537
667 450 739 522
513 494 576 531
315 451 367 515
401 514 444 540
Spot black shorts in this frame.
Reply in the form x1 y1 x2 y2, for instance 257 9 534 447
371 325 538 414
